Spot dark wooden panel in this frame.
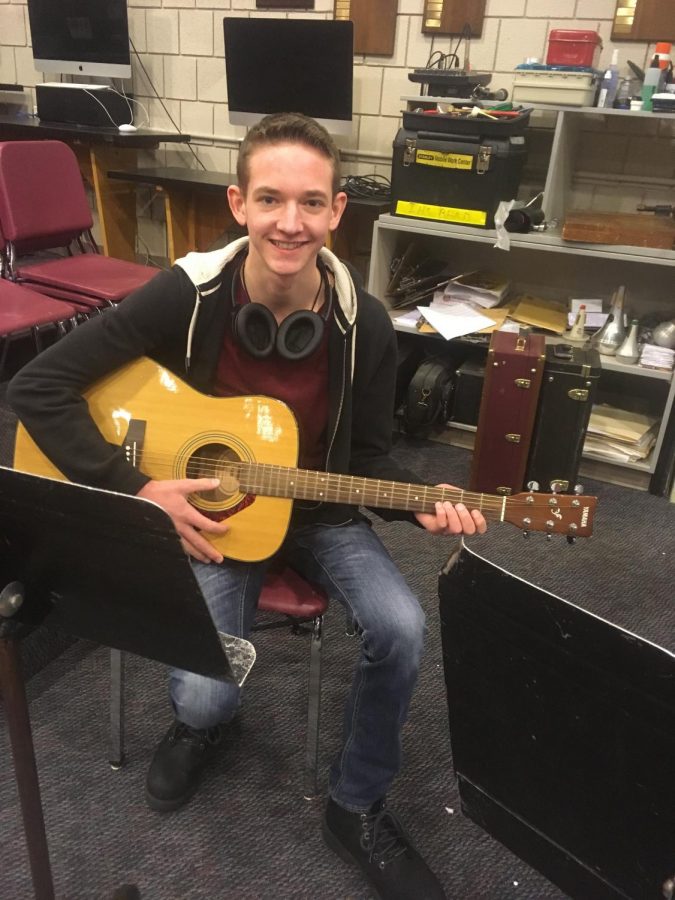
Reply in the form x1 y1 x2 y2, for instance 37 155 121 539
334 0 398 57
422 0 486 37
612 0 675 41
256 1 314 8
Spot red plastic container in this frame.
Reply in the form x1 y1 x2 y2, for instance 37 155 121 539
546 29 602 68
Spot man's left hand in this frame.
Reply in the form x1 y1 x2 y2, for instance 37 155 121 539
414 483 487 536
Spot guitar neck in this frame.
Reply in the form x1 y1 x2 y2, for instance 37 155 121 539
235 462 506 521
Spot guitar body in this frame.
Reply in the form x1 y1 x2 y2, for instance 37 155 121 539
14 358 299 562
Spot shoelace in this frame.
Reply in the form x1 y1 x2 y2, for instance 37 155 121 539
361 805 409 867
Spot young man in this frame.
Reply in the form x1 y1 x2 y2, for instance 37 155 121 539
8 113 486 900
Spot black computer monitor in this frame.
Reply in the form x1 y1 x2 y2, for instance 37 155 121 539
27 0 132 80
223 17 354 135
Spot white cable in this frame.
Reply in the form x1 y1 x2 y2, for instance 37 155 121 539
109 81 150 129
81 88 120 128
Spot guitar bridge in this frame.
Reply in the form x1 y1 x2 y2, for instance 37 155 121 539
123 419 147 469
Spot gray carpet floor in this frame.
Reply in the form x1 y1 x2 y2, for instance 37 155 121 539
1 400 674 899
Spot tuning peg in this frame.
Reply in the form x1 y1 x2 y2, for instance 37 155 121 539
526 481 539 492
574 484 584 495
522 530 530 539
546 533 553 541
567 535 576 545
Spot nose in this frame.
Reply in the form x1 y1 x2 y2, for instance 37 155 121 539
277 201 302 234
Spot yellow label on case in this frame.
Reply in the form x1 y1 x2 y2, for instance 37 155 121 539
415 149 474 170
395 200 487 227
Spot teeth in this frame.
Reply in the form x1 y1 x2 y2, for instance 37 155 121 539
272 241 304 250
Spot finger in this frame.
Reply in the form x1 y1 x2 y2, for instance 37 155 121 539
455 502 480 534
187 509 231 535
178 525 225 564
439 501 464 534
471 509 488 533
177 477 222 495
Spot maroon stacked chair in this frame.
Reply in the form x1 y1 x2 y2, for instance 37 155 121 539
0 276 79 379
0 140 159 311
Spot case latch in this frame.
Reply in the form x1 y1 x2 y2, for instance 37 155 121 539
505 433 522 443
476 145 492 175
568 388 590 401
515 378 531 389
403 138 416 167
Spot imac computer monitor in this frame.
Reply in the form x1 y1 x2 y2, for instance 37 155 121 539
224 18 354 135
27 0 132 80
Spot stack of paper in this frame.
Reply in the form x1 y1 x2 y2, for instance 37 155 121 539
640 344 675 371
443 272 510 309
510 294 568 334
416 294 496 340
583 404 659 463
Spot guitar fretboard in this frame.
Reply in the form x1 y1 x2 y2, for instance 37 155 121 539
227 462 506 519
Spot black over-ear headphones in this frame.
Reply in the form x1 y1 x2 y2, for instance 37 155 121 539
231 260 331 361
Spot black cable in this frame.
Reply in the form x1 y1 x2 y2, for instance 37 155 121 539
340 174 391 201
424 50 460 70
129 36 206 171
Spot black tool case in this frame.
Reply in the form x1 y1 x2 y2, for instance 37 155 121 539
391 112 529 229
526 344 601 493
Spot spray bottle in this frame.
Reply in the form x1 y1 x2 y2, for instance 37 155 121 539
641 55 663 111
598 49 620 108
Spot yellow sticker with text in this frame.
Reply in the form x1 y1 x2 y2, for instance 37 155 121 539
415 149 473 170
395 200 487 227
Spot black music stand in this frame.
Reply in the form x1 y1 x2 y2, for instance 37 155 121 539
0 465 256 900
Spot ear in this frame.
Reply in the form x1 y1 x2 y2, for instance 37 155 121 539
227 184 247 227
329 191 348 232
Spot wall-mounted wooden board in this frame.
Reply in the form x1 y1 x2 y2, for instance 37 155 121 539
256 1 314 9
334 0 398 57
611 0 675 40
422 0 486 37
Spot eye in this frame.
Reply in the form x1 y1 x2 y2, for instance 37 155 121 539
305 198 326 209
258 195 278 206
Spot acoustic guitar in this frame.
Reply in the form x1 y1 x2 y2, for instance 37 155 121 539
13 357 597 561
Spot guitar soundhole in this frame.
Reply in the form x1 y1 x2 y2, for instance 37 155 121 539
186 442 241 502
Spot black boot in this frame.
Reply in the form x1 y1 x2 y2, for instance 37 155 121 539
322 797 446 900
145 720 224 812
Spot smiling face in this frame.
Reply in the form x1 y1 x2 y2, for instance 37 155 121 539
227 142 347 290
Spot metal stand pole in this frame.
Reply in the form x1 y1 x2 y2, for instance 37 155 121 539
0 635 55 900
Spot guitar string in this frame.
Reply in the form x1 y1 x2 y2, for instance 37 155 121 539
129 451 586 511
130 452 510 506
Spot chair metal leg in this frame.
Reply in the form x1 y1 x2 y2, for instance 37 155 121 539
303 614 323 800
109 648 125 770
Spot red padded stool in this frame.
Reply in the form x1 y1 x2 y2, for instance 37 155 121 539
109 565 329 799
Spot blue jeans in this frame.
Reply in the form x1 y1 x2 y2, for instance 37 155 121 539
169 520 426 811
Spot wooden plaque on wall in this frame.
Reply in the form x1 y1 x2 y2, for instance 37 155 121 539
611 0 675 41
256 1 314 8
422 0 486 37
334 0 398 57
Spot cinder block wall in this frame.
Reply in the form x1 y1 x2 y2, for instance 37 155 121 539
1 0 673 259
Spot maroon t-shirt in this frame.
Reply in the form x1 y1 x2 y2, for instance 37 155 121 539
213 275 330 471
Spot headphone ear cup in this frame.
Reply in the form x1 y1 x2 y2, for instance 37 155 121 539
276 310 324 361
232 302 277 359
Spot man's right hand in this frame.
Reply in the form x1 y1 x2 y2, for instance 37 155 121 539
137 478 228 564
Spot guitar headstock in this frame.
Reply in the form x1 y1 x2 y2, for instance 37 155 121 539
504 492 597 539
